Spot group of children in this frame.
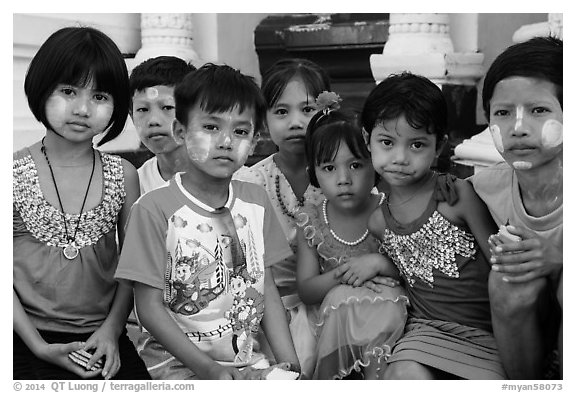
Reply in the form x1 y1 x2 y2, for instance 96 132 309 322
13 26 562 381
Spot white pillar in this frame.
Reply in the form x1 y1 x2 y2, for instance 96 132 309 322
370 13 484 86
129 13 201 72
512 13 563 43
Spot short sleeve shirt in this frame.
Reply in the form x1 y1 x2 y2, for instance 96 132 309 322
115 174 292 364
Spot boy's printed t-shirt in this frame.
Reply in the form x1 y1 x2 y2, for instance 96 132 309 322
115 174 293 366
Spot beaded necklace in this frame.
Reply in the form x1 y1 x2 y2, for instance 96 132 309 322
275 174 304 220
41 138 95 260
322 193 386 247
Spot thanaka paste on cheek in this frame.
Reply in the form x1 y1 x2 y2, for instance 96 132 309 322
186 132 211 162
541 119 563 149
489 125 504 153
236 139 253 163
45 95 68 129
94 103 114 133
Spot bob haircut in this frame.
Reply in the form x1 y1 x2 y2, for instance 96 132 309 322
305 109 372 188
174 63 267 134
361 72 447 142
24 26 130 147
261 58 331 108
482 36 562 121
129 56 196 98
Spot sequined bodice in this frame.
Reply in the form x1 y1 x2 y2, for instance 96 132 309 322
379 210 476 288
13 150 125 250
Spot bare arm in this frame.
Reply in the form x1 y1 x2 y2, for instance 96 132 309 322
133 282 243 380
260 268 300 372
454 179 498 261
13 290 100 378
296 228 343 305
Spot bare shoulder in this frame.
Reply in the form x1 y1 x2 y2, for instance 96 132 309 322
368 205 387 237
120 158 138 179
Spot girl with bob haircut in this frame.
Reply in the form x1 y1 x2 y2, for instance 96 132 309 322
14 26 149 380
24 26 130 147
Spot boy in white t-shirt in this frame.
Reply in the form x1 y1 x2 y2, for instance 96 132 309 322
129 56 196 194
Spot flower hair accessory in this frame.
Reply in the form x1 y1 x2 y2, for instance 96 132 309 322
315 91 342 115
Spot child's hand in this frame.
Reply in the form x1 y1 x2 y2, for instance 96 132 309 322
336 254 388 287
362 276 401 293
206 364 244 380
83 325 121 379
36 341 102 378
488 225 562 283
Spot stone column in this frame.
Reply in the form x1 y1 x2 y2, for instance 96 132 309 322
369 14 485 175
130 13 201 71
370 13 484 86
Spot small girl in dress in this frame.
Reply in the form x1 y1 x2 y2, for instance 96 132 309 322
362 72 505 379
13 27 149 380
234 58 329 377
296 92 408 380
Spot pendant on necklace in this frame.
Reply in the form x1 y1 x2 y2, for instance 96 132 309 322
63 242 79 260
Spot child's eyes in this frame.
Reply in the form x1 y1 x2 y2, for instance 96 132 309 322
234 128 251 137
492 109 509 117
60 87 76 96
320 164 335 172
163 105 175 111
411 142 426 150
532 106 551 115
350 162 364 170
272 108 288 116
303 106 317 114
378 139 393 147
203 124 219 132
93 93 109 102
135 107 148 113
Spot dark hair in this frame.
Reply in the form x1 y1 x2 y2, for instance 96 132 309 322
129 56 196 98
361 72 447 141
261 58 331 108
24 26 130 146
174 63 267 133
305 109 372 188
482 36 563 120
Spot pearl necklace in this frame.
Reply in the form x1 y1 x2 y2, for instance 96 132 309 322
275 174 304 220
322 198 369 247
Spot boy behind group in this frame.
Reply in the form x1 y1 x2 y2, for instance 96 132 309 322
129 56 196 194
115 63 300 379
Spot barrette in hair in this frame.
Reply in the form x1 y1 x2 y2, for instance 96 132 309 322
315 91 342 116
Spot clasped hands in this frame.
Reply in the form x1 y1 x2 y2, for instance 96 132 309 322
333 253 400 293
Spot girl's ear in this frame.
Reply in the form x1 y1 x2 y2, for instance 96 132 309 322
436 134 449 157
362 127 371 151
171 118 186 146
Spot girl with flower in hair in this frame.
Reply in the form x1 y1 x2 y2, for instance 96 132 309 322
295 93 408 379
235 58 329 378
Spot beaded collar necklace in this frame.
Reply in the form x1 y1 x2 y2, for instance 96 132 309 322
41 137 95 260
322 193 386 247
274 174 305 220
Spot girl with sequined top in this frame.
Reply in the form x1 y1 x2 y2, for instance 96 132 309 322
295 102 408 379
13 27 149 380
234 58 328 378
362 72 505 379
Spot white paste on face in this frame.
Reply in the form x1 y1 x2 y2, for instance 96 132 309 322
514 105 524 131
490 124 505 153
512 161 533 170
236 139 254 164
541 119 563 149
145 87 159 100
46 95 68 129
94 102 114 133
186 132 212 162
